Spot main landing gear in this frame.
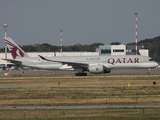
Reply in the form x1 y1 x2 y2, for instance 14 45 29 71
75 73 87 76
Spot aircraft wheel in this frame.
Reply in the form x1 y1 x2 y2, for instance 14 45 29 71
75 73 87 76
146 72 150 75
79 73 83 76
83 73 87 76
75 73 79 76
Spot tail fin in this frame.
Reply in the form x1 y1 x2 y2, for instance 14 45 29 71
4 37 28 59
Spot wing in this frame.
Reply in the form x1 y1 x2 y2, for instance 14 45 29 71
38 55 88 68
2 58 22 64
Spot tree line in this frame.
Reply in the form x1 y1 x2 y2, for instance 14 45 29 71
0 43 104 52
128 36 160 61
0 35 160 61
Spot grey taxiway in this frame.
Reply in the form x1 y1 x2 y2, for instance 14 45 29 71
0 105 160 110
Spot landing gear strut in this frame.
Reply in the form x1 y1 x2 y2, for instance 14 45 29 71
146 69 150 75
75 73 87 76
146 72 150 75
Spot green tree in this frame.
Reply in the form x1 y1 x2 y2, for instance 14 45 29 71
110 42 121 45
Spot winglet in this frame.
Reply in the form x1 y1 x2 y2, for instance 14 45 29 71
38 55 46 60
38 55 56 62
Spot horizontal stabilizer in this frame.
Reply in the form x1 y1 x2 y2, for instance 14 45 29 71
2 58 22 64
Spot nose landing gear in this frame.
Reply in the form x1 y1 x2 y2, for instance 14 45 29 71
146 69 150 75
146 72 150 75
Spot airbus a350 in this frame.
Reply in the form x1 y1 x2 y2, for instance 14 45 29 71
2 37 158 76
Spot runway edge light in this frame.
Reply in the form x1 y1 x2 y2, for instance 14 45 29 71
57 82 60 85
128 83 130 87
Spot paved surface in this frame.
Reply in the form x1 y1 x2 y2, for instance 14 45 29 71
0 85 154 89
0 68 160 75
0 105 160 110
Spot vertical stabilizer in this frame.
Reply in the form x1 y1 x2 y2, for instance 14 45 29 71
4 37 28 59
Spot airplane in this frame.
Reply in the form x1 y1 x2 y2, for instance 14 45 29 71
2 37 158 76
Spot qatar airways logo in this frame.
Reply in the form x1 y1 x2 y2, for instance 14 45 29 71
108 58 139 65
5 39 24 59
96 68 99 71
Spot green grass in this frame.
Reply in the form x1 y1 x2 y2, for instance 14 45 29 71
0 108 160 120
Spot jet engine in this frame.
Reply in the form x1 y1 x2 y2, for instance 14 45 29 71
88 65 111 74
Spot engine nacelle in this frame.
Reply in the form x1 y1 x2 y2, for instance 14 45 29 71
88 65 111 74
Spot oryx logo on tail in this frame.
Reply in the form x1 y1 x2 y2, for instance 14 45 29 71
4 37 27 59
5 39 24 59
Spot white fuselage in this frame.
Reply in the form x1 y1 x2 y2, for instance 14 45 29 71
16 55 158 71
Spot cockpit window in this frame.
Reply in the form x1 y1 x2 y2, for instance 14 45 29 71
149 59 154 61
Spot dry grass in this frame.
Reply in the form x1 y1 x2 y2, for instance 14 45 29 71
0 75 160 105
0 75 160 87
0 74 160 119
0 74 160 105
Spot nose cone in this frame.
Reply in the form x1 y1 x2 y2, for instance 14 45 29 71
154 62 159 67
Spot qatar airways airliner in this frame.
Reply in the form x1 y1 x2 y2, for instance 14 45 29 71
2 37 158 76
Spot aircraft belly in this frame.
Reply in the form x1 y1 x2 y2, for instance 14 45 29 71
37 64 62 70
105 63 157 69
59 64 74 71
22 63 75 71
23 63 62 70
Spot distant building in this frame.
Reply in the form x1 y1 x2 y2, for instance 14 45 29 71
99 45 111 56
111 44 126 55
98 44 148 56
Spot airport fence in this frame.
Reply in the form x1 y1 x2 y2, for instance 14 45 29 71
0 108 159 119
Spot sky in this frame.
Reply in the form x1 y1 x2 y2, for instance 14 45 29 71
0 0 160 48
